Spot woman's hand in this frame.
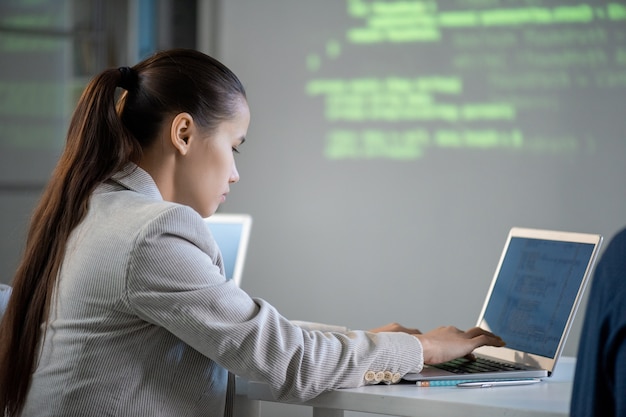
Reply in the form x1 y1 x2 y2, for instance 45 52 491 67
415 326 505 364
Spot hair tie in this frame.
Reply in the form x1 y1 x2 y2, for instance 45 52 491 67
118 66 137 91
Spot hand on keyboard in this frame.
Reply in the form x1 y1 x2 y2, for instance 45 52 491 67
414 326 505 365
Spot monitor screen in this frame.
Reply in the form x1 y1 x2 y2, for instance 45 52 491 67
204 214 252 287
206 222 244 281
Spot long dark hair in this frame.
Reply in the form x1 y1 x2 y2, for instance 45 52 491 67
0 48 246 416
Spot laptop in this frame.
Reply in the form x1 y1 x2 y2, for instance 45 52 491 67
204 213 252 287
403 227 603 383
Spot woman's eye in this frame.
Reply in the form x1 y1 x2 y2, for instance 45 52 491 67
232 147 240 154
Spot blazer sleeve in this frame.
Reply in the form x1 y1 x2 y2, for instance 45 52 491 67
290 320 350 333
124 205 423 402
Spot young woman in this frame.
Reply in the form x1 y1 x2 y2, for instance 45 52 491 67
0 49 503 417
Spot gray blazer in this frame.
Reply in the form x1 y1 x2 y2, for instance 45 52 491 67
23 164 423 417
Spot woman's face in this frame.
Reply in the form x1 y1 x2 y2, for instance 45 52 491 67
174 98 250 217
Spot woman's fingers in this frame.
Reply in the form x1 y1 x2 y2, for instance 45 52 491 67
416 326 505 364
465 327 506 348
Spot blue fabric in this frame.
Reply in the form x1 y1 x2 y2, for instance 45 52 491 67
571 227 626 417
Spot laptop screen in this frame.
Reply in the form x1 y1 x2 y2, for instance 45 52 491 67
482 236 596 358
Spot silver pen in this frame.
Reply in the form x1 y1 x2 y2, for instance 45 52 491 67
456 378 542 388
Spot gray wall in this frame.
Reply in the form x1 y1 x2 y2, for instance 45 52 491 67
215 1 626 359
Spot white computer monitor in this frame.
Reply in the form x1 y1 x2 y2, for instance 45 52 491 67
203 213 252 287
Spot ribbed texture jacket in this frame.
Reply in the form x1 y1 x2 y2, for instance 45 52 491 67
22 164 423 417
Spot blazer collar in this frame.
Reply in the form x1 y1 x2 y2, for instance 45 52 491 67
106 163 163 200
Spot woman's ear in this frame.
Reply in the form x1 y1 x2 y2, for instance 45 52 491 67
170 112 195 155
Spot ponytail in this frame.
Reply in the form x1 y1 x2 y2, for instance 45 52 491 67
0 48 246 416
0 68 140 416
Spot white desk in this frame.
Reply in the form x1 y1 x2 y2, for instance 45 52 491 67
235 357 576 417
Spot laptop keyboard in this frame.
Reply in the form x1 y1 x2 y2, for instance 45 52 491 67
431 357 526 374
